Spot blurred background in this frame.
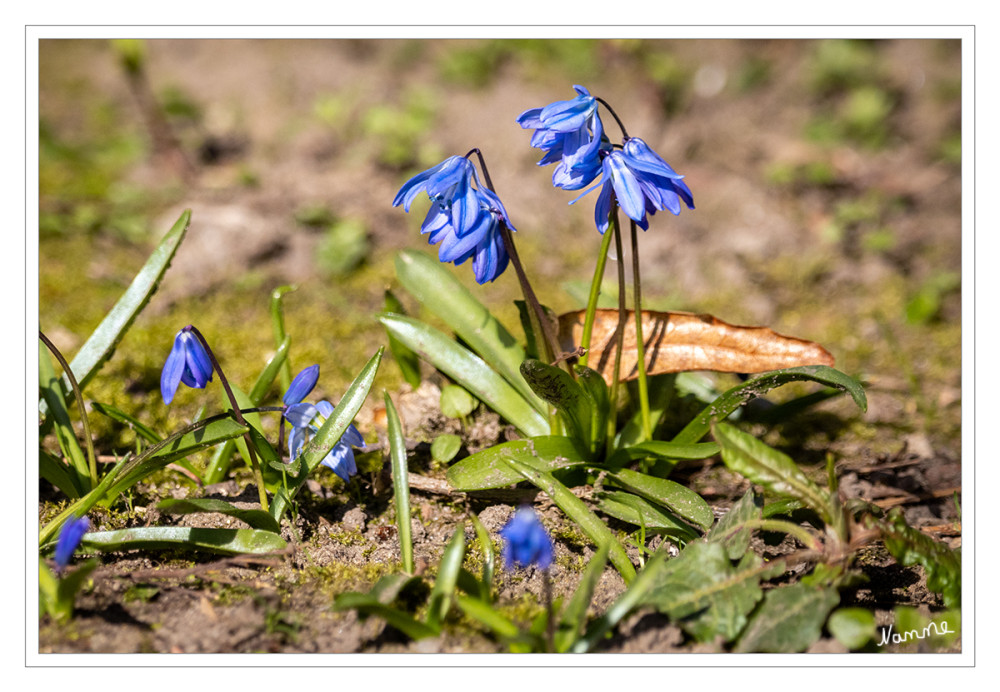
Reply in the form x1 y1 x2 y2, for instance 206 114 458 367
37 38 961 458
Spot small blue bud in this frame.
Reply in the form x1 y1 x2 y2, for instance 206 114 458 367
500 507 554 571
54 516 90 572
161 326 214 405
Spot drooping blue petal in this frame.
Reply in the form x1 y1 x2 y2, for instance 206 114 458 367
594 178 615 234
288 425 307 461
283 365 320 406
321 444 357 482
314 400 335 419
499 507 553 570
284 402 318 429
179 331 213 389
54 515 90 571
160 332 187 405
342 424 365 448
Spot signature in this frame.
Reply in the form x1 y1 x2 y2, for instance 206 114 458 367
879 619 956 647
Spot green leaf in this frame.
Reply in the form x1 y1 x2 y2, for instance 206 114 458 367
520 358 593 450
80 526 287 555
395 249 547 414
440 384 477 419
269 285 297 392
734 583 839 652
383 288 422 389
102 416 249 502
156 498 280 534
502 457 635 584
455 593 521 640
384 392 414 574
38 342 88 491
877 508 961 608
91 402 163 444
39 450 82 499
56 210 191 404
596 491 700 541
575 365 610 451
713 421 835 525
573 550 668 653
604 467 714 530
204 336 289 485
430 434 462 464
644 542 774 643
556 542 610 653
470 513 495 601
427 524 466 630
828 607 876 650
446 435 590 491
673 365 867 444
378 313 548 437
706 489 762 560
333 590 440 640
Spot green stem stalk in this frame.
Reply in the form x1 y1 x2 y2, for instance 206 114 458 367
579 225 616 369
39 331 98 490
188 326 269 513
607 209 628 458
629 221 652 441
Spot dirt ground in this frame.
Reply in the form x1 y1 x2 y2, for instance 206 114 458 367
36 38 962 654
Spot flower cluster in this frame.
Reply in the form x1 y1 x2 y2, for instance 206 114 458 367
499 506 554 571
518 85 694 234
283 366 364 483
517 85 608 191
160 326 213 405
392 155 512 284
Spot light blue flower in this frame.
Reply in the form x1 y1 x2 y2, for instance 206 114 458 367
517 85 608 191
577 137 695 234
160 326 214 405
283 364 319 406
285 400 364 482
499 507 554 571
54 515 89 572
393 158 514 284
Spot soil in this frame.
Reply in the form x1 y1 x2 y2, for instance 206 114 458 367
36 38 962 654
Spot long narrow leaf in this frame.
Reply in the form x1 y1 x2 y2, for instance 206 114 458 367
55 210 191 404
156 498 281 533
605 467 714 530
379 314 547 437
80 526 286 555
673 365 867 444
447 436 590 491
556 542 610 652
384 392 414 574
38 341 88 490
713 421 834 525
395 250 547 414
427 524 466 630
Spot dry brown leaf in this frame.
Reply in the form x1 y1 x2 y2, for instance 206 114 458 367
558 309 835 385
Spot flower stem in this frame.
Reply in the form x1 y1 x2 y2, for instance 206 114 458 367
188 326 269 513
629 221 652 441
578 225 616 369
470 148 567 373
607 207 628 459
39 331 98 490
595 96 630 140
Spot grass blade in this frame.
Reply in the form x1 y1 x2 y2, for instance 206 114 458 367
80 526 287 555
384 392 414 574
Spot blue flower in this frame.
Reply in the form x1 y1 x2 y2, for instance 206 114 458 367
517 85 608 191
578 137 695 234
393 157 513 284
499 507 554 571
283 364 320 406
160 326 214 405
393 155 481 238
285 400 364 482
54 516 89 572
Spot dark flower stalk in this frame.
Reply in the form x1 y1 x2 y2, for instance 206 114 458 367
164 325 269 512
